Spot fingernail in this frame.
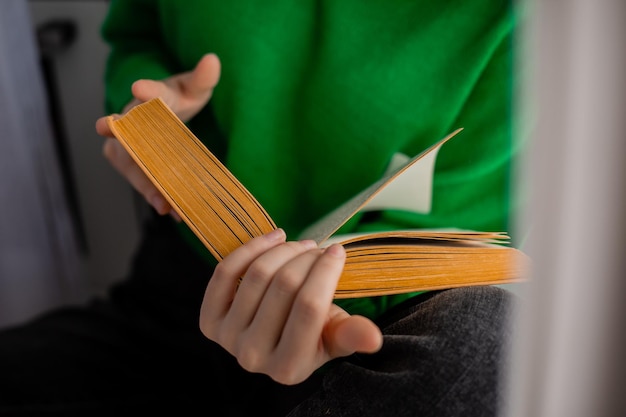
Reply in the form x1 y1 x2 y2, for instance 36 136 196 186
299 239 318 250
326 244 345 258
266 228 286 241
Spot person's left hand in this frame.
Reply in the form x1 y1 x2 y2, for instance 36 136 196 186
95 53 221 219
199 228 383 385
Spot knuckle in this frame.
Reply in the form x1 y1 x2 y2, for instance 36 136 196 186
213 326 238 357
293 294 326 321
243 261 274 286
269 362 306 386
213 261 237 281
198 317 216 340
272 267 303 294
236 344 264 373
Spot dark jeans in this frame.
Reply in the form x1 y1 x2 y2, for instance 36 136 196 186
0 215 515 417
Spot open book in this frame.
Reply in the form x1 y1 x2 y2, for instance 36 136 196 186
106 98 529 298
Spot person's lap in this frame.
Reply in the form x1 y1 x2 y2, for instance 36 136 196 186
0 215 514 416
290 285 514 417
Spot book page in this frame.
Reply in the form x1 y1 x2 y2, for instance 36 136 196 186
363 146 439 214
298 128 462 244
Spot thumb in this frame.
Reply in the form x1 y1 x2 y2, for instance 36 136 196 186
131 79 170 103
132 53 222 121
184 53 221 100
326 313 383 358
131 54 221 102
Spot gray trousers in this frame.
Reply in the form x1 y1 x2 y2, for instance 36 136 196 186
290 286 513 417
0 215 515 416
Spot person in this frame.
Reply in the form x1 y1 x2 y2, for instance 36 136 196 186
0 1 521 416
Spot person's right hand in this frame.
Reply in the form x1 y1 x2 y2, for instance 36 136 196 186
199 229 383 385
95 53 221 217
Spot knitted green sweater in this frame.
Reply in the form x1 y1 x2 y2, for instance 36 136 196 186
101 0 517 319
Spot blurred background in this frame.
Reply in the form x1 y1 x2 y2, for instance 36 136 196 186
0 1 624 415
0 0 141 328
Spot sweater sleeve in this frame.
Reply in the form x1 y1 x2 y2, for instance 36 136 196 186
100 0 178 113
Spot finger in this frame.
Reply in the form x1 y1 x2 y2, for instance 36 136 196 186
97 114 173 215
131 55 221 121
169 53 221 120
240 246 321 359
200 228 287 335
184 53 221 100
95 115 113 137
127 54 221 122
101 138 172 215
131 79 171 104
274 244 347 371
221 240 317 347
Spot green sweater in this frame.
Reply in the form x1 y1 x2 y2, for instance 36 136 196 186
101 0 517 319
